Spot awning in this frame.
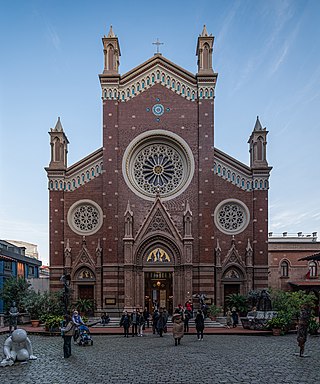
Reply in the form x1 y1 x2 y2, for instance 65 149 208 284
289 280 320 287
0 254 14 261
298 252 320 261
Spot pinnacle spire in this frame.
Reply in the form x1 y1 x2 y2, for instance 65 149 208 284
53 116 63 132
201 25 208 37
107 25 115 38
254 116 263 131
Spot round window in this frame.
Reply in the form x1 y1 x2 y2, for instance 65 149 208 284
122 130 194 201
67 200 103 236
214 199 250 235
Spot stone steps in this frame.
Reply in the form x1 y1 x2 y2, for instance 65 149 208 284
88 317 225 328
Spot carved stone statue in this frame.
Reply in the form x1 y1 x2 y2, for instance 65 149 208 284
256 289 272 311
1 329 37 367
8 302 19 334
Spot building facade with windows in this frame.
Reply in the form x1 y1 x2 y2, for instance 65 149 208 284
268 232 320 292
0 240 42 313
46 27 272 315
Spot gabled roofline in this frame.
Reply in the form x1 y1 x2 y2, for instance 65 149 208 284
120 54 197 85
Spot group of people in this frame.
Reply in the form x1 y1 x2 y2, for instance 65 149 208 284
119 307 151 337
119 303 206 346
225 307 239 328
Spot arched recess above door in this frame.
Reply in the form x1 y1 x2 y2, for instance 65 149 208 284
135 234 181 266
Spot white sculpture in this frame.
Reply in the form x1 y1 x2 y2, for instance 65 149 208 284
1 329 37 367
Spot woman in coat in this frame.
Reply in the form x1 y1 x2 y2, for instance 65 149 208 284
60 314 75 358
194 309 205 341
172 308 184 346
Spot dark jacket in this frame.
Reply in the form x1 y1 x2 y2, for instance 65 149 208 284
120 314 130 327
195 313 205 331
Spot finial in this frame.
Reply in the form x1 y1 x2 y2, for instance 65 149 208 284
254 116 263 131
201 25 208 37
107 25 115 38
53 116 63 132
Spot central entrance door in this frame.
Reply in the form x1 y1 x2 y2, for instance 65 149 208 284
145 271 173 315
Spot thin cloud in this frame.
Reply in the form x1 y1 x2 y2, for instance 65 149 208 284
46 25 61 50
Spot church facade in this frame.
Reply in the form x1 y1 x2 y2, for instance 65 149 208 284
46 26 272 315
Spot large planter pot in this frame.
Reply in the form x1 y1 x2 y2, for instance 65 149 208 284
31 320 40 327
272 328 281 336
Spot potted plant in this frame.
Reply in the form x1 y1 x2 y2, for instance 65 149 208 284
43 315 64 332
208 304 222 320
75 298 94 316
267 316 288 336
21 290 45 327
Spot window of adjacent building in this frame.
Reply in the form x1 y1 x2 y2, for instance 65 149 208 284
17 262 24 277
4 261 12 271
280 260 289 277
309 261 317 278
28 265 35 276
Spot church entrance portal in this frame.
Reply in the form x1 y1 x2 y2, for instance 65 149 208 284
144 272 173 315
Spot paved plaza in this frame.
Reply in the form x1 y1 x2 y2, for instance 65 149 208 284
0 332 319 383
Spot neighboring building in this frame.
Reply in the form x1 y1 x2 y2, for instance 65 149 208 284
0 240 42 313
268 232 320 292
5 240 39 259
45 26 272 315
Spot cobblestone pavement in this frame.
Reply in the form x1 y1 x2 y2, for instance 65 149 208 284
0 332 319 383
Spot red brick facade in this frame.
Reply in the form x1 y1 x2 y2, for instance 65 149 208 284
46 27 272 315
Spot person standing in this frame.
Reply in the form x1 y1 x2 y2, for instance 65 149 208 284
172 308 184 346
152 309 159 334
195 309 205 340
120 310 130 338
60 314 75 358
143 307 150 328
231 307 239 328
131 309 138 337
157 308 167 337
226 309 232 329
137 309 145 337
184 309 191 333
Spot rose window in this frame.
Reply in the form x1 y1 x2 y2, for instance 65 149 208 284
134 144 183 194
123 130 194 200
214 200 249 235
67 200 103 235
73 205 99 231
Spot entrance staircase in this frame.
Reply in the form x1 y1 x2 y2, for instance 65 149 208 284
88 317 225 328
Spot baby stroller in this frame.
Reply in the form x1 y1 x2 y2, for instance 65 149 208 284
77 324 93 346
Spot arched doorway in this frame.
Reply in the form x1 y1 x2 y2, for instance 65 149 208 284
143 247 174 314
74 267 96 315
222 267 244 312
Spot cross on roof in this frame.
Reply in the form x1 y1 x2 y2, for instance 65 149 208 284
152 38 164 54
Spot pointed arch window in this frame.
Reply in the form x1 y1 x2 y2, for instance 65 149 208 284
309 261 317 278
280 260 289 277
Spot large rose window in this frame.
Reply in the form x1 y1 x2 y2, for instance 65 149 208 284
123 130 194 200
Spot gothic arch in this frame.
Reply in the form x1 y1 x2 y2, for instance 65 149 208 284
135 234 182 266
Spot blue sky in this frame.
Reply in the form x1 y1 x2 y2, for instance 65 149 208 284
1 0 320 265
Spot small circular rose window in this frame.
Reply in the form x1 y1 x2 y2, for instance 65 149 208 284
67 200 103 236
214 199 250 235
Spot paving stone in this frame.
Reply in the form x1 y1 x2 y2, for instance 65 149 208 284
0 333 319 383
